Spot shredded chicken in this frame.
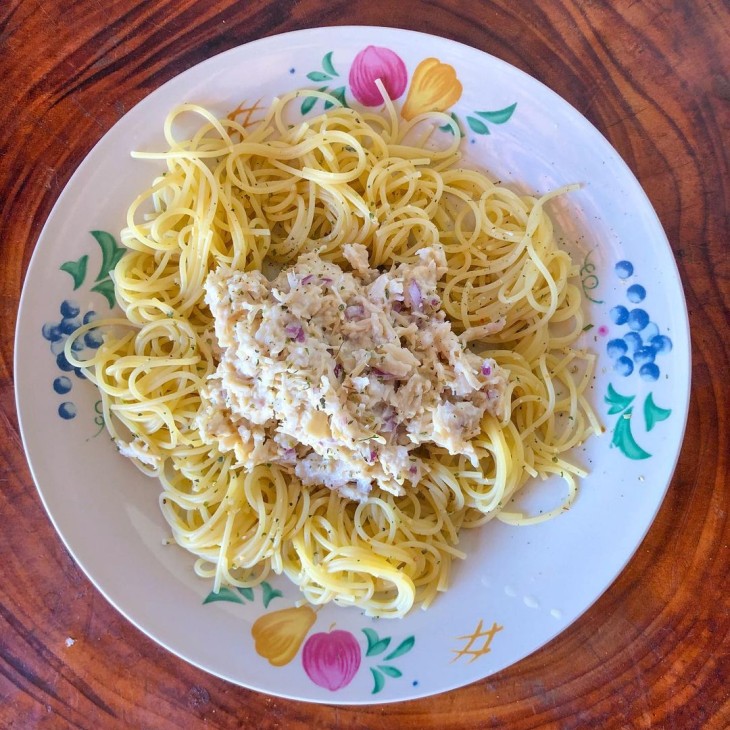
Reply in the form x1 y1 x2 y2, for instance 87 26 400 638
197 244 508 501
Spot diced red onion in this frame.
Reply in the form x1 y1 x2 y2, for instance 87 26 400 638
380 406 397 432
481 362 492 376
345 304 365 320
320 277 333 285
371 367 398 380
391 300 403 312
409 465 418 475
334 363 343 378
284 448 297 459
368 448 378 463
382 416 397 433
408 279 423 311
301 274 314 285
285 324 306 342
429 296 440 308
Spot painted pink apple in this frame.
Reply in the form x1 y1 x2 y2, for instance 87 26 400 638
302 629 362 691
348 46 408 106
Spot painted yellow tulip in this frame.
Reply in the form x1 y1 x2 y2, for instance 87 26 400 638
251 605 317 667
401 58 463 120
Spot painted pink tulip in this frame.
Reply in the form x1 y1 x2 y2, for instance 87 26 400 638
302 629 362 691
348 46 408 106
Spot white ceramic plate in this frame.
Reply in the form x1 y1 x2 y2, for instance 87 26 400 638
15 27 690 704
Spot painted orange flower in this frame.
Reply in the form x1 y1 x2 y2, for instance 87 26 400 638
251 605 317 666
401 58 463 120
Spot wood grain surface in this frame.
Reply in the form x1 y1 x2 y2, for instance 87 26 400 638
1 1 728 727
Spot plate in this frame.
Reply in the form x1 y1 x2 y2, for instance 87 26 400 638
15 26 690 704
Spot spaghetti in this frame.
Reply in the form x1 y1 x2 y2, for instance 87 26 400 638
66 88 600 617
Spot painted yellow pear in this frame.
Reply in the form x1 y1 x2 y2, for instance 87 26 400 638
251 605 317 667
401 58 463 120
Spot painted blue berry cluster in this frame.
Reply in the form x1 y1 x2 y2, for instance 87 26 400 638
41 299 102 420
605 260 672 382
41 230 124 424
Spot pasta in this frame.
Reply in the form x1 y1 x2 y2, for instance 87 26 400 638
66 88 601 617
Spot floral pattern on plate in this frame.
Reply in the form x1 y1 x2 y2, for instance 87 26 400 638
205 587 417 695
601 260 674 459
40 230 123 430
298 47 517 136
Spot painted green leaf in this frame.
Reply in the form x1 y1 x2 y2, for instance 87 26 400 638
91 278 116 308
322 51 338 77
475 103 517 124
438 111 463 137
203 587 244 605
611 407 651 460
91 230 125 282
324 86 347 109
300 87 328 116
60 255 89 290
300 95 318 115
605 383 635 415
261 581 283 608
362 627 380 648
362 627 391 656
368 638 391 656
237 586 255 602
644 393 671 432
384 635 415 660
466 116 490 135
307 71 332 82
370 667 385 694
378 665 402 678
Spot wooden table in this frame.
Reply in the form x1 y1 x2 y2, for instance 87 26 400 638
1 1 728 727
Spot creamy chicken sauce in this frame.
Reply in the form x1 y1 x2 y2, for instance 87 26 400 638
197 244 508 501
